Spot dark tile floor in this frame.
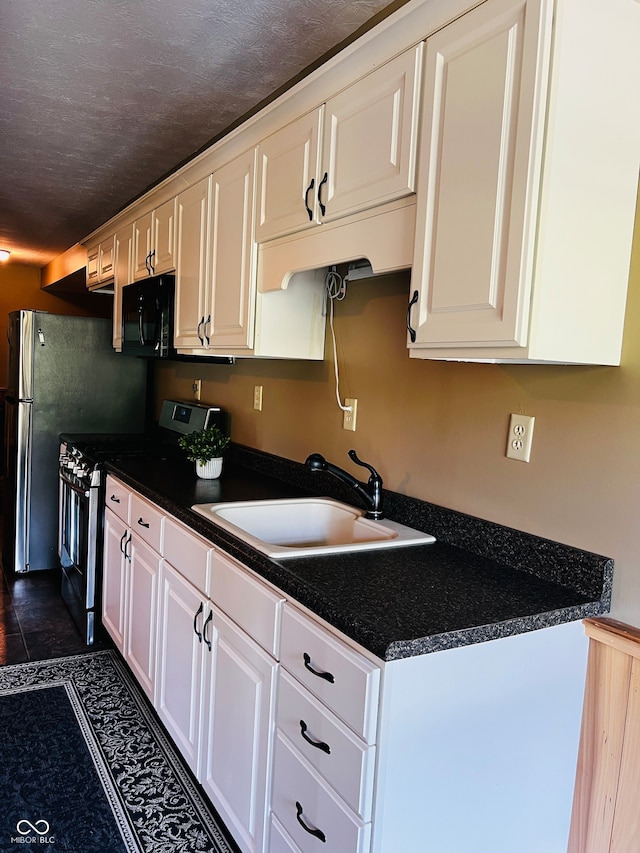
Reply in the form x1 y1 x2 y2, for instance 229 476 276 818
0 563 110 665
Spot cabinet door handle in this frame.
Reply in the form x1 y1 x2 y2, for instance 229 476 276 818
317 171 328 217
295 802 326 843
119 530 128 555
203 314 211 346
193 602 204 642
137 517 150 529
124 533 132 562
203 609 213 651
197 316 205 345
303 652 335 683
110 494 121 503
148 249 155 275
304 177 315 220
406 289 418 343
299 719 331 754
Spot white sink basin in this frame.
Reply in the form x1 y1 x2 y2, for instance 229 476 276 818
191 497 435 558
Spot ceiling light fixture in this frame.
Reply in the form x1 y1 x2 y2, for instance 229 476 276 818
0 250 10 261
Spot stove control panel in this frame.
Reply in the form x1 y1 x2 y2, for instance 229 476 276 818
158 399 228 436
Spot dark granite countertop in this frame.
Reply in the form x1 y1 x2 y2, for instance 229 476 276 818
105 444 612 662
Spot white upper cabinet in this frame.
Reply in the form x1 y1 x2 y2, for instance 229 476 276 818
256 45 423 243
86 235 115 288
173 176 211 349
321 45 423 224
174 149 326 359
112 223 134 350
409 0 640 364
256 108 323 241
207 148 257 350
174 152 257 353
133 197 177 280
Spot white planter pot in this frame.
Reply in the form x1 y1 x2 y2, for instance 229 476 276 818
195 457 223 479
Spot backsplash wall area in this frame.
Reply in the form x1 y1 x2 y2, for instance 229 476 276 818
155 183 640 628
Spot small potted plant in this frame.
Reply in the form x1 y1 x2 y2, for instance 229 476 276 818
178 425 231 479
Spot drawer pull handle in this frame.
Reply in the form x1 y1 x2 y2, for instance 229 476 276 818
304 177 315 220
110 495 121 503
406 289 418 343
295 801 326 843
203 609 213 652
300 720 331 754
193 602 204 642
317 171 328 217
137 517 150 528
303 652 335 683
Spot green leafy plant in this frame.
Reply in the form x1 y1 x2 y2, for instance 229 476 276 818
178 426 231 464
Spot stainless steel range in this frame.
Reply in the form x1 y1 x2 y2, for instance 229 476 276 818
58 399 228 644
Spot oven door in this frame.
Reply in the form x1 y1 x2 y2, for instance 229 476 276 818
58 470 100 643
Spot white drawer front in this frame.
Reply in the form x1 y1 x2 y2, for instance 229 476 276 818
277 669 375 820
130 493 164 553
163 516 212 596
211 550 284 656
272 731 371 853
105 476 130 523
280 604 380 743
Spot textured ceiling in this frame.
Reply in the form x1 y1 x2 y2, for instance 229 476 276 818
1 0 405 267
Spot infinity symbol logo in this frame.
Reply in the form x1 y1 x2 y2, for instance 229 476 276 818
16 819 50 836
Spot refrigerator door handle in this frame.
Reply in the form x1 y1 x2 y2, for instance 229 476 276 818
13 400 32 573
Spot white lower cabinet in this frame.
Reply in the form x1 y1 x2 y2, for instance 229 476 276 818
102 508 130 653
271 603 379 853
124 535 159 700
200 607 278 853
155 560 206 773
102 504 160 703
155 546 284 853
104 482 588 853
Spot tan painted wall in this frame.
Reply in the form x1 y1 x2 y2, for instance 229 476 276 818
0 264 109 384
155 184 640 627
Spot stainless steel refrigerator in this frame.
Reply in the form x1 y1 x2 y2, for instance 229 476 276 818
3 310 148 574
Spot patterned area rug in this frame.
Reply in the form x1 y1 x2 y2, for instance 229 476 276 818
0 650 237 853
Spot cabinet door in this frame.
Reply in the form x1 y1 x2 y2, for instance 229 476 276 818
102 509 129 652
410 0 547 349
156 561 206 774
125 533 160 702
152 197 177 274
256 108 323 242
208 149 257 350
112 224 133 350
133 211 154 280
321 45 422 223
98 236 115 281
86 243 99 287
200 607 277 853
174 177 211 349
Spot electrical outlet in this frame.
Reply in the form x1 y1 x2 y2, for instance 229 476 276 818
192 379 201 401
343 398 357 432
253 385 263 412
506 413 535 462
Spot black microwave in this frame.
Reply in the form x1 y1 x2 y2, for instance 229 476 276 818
121 275 175 358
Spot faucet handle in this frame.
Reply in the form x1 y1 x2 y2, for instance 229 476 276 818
348 449 382 484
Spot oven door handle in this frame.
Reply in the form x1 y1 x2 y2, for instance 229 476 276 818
59 472 90 498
